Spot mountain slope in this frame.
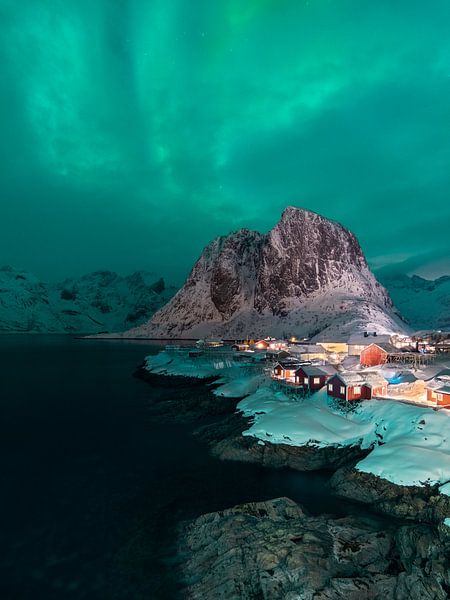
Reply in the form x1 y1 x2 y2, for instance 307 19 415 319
0 266 177 333
379 273 450 330
126 207 406 340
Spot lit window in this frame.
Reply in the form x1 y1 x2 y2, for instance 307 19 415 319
328 384 333 391
436 393 443 401
340 386 345 394
313 377 320 384
354 386 361 394
304 377 308 384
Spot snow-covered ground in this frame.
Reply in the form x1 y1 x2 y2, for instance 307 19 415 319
145 350 450 493
239 386 450 489
0 266 177 333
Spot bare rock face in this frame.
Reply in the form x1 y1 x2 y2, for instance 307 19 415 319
178 497 450 599
128 207 403 339
195 412 370 471
330 467 450 523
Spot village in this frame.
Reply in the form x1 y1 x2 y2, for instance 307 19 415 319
144 329 450 491
186 330 450 409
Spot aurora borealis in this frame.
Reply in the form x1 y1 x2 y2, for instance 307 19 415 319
1 0 449 282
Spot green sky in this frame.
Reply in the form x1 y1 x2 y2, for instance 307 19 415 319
1 0 449 284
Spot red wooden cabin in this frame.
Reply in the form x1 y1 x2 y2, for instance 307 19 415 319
327 372 387 401
272 359 301 381
426 371 450 407
294 366 328 391
360 343 396 367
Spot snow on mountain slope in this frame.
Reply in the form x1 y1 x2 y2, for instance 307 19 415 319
0 266 176 333
379 273 450 330
126 207 406 339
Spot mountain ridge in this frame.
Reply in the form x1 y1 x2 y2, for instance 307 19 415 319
124 207 406 340
0 266 176 333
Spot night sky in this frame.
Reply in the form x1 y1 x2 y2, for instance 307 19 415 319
1 0 449 284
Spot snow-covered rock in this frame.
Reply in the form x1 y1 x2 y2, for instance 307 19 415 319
0 266 176 333
379 273 450 330
238 387 450 488
126 207 406 339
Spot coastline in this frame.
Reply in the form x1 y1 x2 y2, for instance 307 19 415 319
135 364 450 598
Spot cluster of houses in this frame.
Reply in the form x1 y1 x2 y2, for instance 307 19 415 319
240 333 450 408
189 332 450 408
271 358 388 402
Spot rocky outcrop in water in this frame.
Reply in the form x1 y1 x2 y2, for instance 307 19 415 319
178 497 450 599
330 467 450 523
196 412 369 471
127 207 404 339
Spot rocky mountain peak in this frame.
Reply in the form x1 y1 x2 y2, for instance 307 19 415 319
126 206 403 339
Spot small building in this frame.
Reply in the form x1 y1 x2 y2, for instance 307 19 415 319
288 344 327 362
267 339 288 351
294 365 328 391
360 342 397 367
327 373 366 401
232 342 250 351
348 333 392 357
254 339 269 350
316 341 349 354
327 372 387 401
272 359 302 381
267 349 291 362
361 372 389 398
197 338 224 348
426 370 450 407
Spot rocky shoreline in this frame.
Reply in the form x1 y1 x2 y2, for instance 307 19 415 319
178 497 450 599
136 367 450 598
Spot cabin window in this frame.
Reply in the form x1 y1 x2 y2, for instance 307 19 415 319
436 393 443 401
328 383 333 391
354 386 361 395
340 386 345 395
431 391 437 399
304 377 308 384
313 377 320 384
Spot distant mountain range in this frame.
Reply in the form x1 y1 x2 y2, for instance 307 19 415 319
377 272 450 331
1 209 447 337
0 266 176 333
123 207 407 340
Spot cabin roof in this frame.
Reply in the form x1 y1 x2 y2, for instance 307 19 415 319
331 372 365 386
436 385 450 395
361 372 388 387
295 365 327 377
332 371 387 387
363 342 397 353
434 369 450 379
288 344 325 354
274 359 302 369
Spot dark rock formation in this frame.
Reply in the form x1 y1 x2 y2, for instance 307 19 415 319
196 412 370 471
330 467 450 523
178 497 450 599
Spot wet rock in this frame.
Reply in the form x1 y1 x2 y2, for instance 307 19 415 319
330 467 450 523
196 413 369 471
178 497 450 599
134 367 238 423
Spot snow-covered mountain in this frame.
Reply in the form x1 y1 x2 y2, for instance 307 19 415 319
0 266 177 333
125 207 406 340
379 273 450 330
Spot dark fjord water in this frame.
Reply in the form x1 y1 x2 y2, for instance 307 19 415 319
0 335 360 599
